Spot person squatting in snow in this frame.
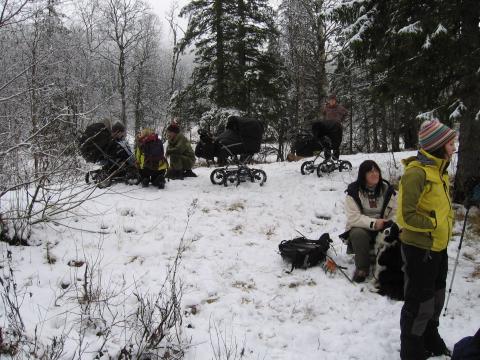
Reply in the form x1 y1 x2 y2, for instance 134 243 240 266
165 123 197 180
108 121 136 167
135 128 168 189
340 160 397 283
397 119 456 360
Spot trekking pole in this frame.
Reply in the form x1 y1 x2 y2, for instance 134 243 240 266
443 205 470 316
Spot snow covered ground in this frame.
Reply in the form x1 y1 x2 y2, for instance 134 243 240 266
1 151 479 359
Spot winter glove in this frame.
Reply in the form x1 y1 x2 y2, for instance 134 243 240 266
323 258 337 274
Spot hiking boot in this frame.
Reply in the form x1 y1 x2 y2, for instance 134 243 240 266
141 178 150 188
352 269 368 283
166 169 184 180
183 169 197 177
424 323 451 357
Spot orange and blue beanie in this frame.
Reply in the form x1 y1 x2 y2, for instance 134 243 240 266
418 119 455 152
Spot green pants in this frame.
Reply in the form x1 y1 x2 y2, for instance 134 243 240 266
348 227 377 272
169 154 194 171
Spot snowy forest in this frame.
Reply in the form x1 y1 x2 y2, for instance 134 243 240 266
0 0 479 359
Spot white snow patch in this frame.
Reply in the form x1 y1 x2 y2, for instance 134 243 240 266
397 22 422 35
0 151 478 359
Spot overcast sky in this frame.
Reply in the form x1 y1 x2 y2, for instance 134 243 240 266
146 0 189 34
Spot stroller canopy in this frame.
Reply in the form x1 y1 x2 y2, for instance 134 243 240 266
79 122 132 164
217 116 264 155
195 116 264 160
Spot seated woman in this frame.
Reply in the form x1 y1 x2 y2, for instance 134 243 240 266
342 160 397 282
135 128 168 189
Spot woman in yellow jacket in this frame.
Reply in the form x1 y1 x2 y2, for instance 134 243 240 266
397 119 456 359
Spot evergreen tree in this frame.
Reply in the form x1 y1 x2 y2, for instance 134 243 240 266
335 0 480 196
179 0 276 118
278 0 329 128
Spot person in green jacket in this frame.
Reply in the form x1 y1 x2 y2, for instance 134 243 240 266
397 119 456 360
165 123 196 180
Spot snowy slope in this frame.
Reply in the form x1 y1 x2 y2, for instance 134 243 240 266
1 151 479 360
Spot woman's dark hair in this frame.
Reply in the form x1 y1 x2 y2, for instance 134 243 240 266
357 160 383 197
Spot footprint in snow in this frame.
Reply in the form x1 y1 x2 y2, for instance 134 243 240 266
123 226 137 234
118 208 135 217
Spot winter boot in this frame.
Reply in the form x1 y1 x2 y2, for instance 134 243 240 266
166 169 184 180
183 169 197 177
424 321 451 356
141 178 150 188
352 269 368 283
400 334 430 360
153 175 166 189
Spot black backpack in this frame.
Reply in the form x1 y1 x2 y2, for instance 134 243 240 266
279 233 332 272
141 136 164 170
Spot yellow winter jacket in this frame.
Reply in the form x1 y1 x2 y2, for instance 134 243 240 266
135 147 168 171
397 149 454 251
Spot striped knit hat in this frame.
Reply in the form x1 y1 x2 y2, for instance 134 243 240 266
418 119 456 152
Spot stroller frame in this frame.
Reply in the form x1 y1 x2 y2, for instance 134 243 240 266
299 137 352 177
209 142 267 187
84 140 139 188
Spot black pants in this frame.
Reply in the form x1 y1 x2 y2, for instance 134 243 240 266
139 168 165 185
313 121 343 160
400 243 448 359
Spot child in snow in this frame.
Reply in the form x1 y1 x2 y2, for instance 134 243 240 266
397 119 456 359
135 128 168 189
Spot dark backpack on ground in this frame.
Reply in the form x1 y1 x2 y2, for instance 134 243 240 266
279 233 332 272
141 135 164 170
79 123 113 163
452 328 480 360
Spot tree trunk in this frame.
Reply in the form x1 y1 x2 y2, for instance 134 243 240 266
214 0 225 107
119 46 127 125
453 0 480 203
236 0 247 111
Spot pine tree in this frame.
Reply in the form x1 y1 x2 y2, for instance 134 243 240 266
278 0 329 128
335 0 480 193
179 0 276 117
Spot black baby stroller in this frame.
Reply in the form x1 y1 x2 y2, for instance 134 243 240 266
195 116 267 186
293 122 352 177
79 123 139 188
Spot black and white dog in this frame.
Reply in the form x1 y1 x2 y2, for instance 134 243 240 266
373 222 404 300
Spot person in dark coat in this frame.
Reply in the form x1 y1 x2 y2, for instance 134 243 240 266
165 123 196 180
107 121 134 167
319 94 348 160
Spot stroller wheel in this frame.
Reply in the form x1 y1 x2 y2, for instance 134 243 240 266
301 161 315 175
339 160 353 172
95 169 112 188
210 168 226 185
223 171 239 187
251 169 267 186
317 160 335 177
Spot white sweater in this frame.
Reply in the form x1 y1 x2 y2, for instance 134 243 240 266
344 185 397 231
